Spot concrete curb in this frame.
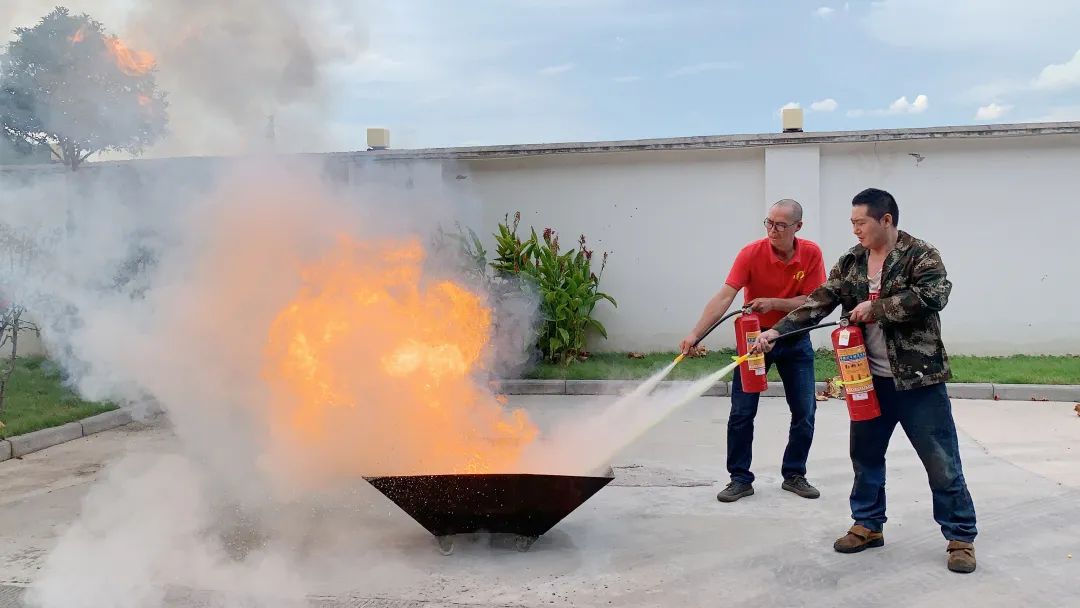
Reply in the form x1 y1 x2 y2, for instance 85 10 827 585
495 379 1080 402
8 422 83 458
490 379 566 395
562 380 732 397
80 409 134 435
993 384 1080 402
948 383 995 400
0 407 135 463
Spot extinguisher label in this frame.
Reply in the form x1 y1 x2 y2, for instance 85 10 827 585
746 331 766 374
836 345 873 395
838 329 850 347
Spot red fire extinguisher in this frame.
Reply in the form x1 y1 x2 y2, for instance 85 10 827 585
830 319 881 421
734 307 768 393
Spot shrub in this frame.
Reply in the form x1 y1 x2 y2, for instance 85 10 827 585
491 212 615 364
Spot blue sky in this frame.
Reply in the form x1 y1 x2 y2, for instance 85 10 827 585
4 0 1080 153
331 0 1080 149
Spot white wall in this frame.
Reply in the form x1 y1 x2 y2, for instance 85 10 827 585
455 133 1080 355
459 149 765 353
820 134 1080 355
6 133 1078 357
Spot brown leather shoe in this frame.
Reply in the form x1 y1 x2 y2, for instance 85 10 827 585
947 541 976 573
833 524 884 554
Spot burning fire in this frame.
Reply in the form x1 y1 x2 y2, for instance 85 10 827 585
104 36 156 76
137 95 152 107
263 235 537 477
68 26 156 77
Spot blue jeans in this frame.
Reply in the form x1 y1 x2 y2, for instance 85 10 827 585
727 334 817 484
849 377 978 542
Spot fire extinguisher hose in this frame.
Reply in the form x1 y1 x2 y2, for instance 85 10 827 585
772 318 844 342
673 308 745 364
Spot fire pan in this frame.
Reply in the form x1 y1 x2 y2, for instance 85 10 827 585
365 469 615 554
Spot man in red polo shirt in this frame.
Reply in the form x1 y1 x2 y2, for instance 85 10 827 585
680 199 826 503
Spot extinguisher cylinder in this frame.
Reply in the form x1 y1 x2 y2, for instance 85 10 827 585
735 310 768 393
830 323 882 421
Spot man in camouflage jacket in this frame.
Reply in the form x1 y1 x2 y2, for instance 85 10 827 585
755 188 978 574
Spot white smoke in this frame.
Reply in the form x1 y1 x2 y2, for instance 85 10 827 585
1 0 371 158
0 4 551 605
23 454 311 608
0 151 544 605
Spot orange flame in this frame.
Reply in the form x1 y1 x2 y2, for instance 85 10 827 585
137 94 152 107
68 26 86 45
104 36 156 76
263 235 537 477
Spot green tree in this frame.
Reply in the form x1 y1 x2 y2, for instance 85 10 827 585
0 127 50 164
0 7 168 170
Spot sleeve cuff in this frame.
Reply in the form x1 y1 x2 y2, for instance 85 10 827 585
869 299 888 323
771 319 794 335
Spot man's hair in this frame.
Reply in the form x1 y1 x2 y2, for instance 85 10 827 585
771 198 803 222
852 188 899 227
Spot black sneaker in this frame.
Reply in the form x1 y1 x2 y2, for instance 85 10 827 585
716 481 754 503
782 475 821 499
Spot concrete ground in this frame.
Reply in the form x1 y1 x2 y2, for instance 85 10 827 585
1 396 1078 607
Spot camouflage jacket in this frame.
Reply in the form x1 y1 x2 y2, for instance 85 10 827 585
772 230 952 390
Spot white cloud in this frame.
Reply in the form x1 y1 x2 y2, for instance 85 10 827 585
964 48 1080 105
539 63 575 76
975 102 1012 120
667 61 740 77
847 94 928 117
1033 49 1080 91
612 75 641 83
959 79 1023 104
889 94 929 114
816 7 835 17
343 51 414 83
863 0 1080 53
328 3 595 148
1024 105 1080 123
778 98 838 115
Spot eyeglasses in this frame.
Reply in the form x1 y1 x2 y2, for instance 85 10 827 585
764 219 798 231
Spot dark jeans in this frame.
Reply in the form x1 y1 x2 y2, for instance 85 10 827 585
849 377 978 542
728 333 817 484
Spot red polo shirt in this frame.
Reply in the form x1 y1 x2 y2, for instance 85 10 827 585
724 237 826 328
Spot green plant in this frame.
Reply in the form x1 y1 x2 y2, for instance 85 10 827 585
431 221 488 282
492 212 616 364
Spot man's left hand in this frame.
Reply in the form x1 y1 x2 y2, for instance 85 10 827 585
849 301 876 323
748 298 775 314
751 329 780 354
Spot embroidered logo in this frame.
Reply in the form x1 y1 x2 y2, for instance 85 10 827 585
793 270 806 282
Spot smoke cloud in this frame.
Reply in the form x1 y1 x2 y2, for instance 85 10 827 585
0 3 572 605
123 0 371 156
2 0 370 158
0 152 548 605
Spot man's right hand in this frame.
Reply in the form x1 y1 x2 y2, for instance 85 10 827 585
679 334 699 355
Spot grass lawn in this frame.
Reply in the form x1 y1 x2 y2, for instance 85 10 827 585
0 356 116 439
525 349 1080 385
